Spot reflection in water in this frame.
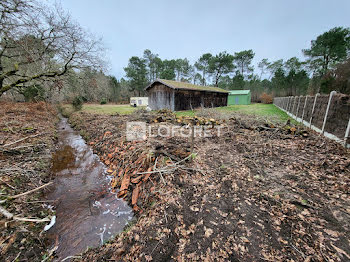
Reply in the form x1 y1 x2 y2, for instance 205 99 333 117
46 118 132 260
51 145 75 172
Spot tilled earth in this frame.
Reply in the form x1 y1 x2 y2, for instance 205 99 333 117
69 110 350 262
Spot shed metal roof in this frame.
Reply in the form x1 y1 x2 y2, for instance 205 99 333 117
145 79 229 93
229 90 251 95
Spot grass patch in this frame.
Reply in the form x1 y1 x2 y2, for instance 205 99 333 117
83 104 138 115
61 103 293 123
61 104 139 115
217 104 292 122
175 110 196 117
175 104 293 123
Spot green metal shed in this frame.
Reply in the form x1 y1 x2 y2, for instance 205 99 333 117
227 90 251 105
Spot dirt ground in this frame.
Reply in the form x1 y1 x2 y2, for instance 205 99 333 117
0 102 57 261
66 108 350 262
1 103 348 262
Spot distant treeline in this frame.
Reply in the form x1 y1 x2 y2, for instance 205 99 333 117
121 27 350 102
1 6 349 105
60 26 350 103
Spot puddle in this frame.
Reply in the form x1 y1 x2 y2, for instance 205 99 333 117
45 118 132 260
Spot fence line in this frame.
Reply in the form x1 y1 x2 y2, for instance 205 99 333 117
322 91 336 134
274 92 350 148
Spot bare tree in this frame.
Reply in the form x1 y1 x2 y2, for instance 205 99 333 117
0 0 104 97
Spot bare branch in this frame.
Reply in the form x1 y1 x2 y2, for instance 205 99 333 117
0 0 105 97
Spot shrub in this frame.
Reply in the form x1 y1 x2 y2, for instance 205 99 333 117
23 85 45 102
100 98 107 105
72 96 83 111
260 93 273 104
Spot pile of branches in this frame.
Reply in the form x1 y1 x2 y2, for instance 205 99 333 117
151 109 224 126
256 120 309 137
92 131 193 213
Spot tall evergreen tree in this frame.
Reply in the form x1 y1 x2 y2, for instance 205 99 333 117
124 56 148 96
209 52 235 87
194 53 213 86
233 50 255 79
303 27 350 75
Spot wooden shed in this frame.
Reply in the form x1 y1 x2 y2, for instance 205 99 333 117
145 79 228 111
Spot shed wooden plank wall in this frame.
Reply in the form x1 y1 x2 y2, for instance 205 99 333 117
174 90 227 111
148 84 174 111
147 83 228 111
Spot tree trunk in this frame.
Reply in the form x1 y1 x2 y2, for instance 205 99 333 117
325 55 329 72
215 73 220 87
202 71 206 86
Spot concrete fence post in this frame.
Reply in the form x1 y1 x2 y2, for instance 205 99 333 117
309 93 319 128
286 97 290 112
296 96 301 117
284 97 287 110
285 97 288 110
289 97 292 113
291 96 297 117
288 97 292 113
344 117 350 147
279 97 282 108
321 91 336 134
301 96 308 123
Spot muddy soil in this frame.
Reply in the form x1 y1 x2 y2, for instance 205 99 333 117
69 111 350 262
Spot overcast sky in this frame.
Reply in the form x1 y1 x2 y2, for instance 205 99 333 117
60 0 350 78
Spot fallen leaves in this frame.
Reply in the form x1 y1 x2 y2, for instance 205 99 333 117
331 243 350 260
131 175 143 184
142 167 153 182
117 173 131 198
132 184 140 205
204 227 213 238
